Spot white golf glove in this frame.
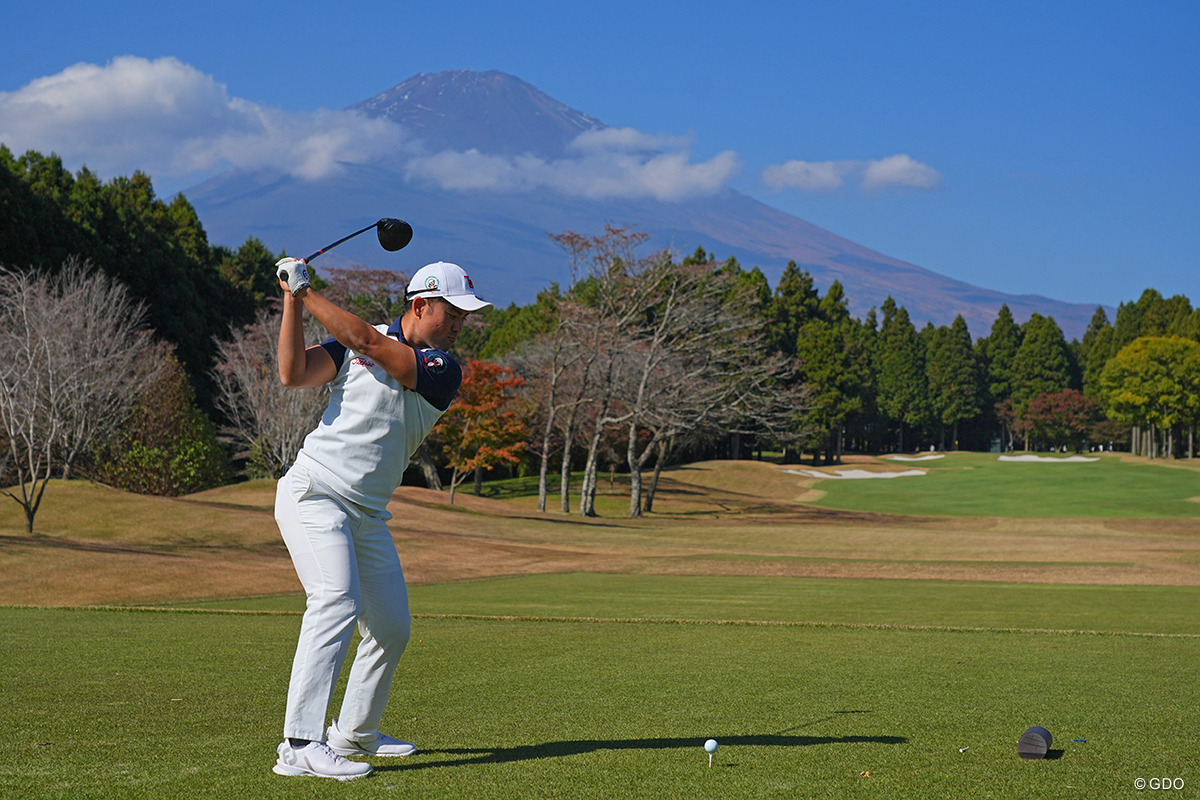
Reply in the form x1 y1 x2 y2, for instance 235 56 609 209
275 257 311 297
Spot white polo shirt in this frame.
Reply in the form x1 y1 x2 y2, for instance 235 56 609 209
291 317 461 513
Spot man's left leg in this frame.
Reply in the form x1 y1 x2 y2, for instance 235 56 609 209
327 513 415 757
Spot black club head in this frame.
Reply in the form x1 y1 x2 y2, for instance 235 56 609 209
376 218 413 252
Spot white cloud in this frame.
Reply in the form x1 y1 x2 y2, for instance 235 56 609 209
762 154 941 193
0 56 412 182
762 160 858 191
0 58 939 204
569 126 692 154
0 57 741 202
406 137 741 202
861 153 942 191
403 149 532 191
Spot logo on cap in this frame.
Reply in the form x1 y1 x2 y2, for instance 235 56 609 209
425 276 440 291
464 274 475 290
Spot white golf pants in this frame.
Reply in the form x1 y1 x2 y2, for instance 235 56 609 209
275 464 411 742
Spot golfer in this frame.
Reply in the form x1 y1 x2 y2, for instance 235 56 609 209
270 258 491 780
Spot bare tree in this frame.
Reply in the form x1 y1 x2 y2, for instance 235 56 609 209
508 298 606 513
639 321 809 513
535 227 660 517
52 260 167 478
212 306 329 478
0 259 163 533
0 280 60 534
507 303 573 512
549 228 672 517
511 227 811 518
553 315 604 513
617 260 720 516
616 260 808 516
413 441 443 491
519 231 814 518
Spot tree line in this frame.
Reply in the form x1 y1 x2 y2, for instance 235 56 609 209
3 150 1197 531
454 230 1198 517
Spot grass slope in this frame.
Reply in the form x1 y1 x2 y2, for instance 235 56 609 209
7 461 1200 605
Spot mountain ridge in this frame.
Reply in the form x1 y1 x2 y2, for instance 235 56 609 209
348 70 605 159
187 70 1107 339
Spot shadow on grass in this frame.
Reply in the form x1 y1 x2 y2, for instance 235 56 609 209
0 533 186 557
382 731 907 771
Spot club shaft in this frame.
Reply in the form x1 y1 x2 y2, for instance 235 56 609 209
303 222 377 262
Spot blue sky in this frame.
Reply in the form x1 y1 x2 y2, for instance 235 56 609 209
2 0 1196 310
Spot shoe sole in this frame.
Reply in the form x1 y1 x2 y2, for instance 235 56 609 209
327 745 416 758
273 763 372 781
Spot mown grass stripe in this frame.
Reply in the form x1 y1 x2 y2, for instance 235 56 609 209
415 612 1200 638
6 603 1196 639
0 603 300 616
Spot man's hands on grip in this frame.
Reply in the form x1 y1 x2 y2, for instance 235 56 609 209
276 257 311 297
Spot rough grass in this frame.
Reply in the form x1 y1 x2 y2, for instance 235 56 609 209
4 456 1200 608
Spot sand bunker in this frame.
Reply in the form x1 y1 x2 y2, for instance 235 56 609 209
785 468 926 480
997 455 1099 463
886 454 945 462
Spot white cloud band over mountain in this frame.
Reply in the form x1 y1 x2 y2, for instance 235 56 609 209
402 146 742 201
762 154 942 193
0 56 937 200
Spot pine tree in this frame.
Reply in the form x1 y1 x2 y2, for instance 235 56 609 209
978 305 1021 407
768 260 820 356
1078 306 1115 398
1012 314 1075 407
877 298 929 451
925 315 981 449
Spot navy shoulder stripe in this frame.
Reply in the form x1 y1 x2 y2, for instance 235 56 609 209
320 337 348 371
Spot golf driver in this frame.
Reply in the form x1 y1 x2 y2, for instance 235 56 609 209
303 217 414 262
277 218 413 296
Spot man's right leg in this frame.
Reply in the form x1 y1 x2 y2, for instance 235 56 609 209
274 467 364 756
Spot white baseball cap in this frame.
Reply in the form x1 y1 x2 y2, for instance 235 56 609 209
405 262 493 312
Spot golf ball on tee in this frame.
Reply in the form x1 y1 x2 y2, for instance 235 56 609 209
704 739 719 753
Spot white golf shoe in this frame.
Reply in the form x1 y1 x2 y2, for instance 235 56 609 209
327 718 417 757
272 740 373 780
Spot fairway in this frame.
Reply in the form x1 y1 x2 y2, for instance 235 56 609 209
3 456 1200 798
802 453 1200 518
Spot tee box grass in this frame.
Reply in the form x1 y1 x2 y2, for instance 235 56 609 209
2 603 1197 800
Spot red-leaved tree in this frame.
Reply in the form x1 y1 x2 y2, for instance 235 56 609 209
438 359 529 503
1024 389 1105 452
